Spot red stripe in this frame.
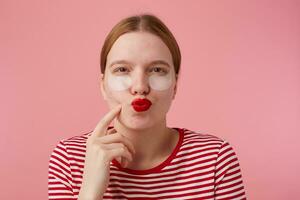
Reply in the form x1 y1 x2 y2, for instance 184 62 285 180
109 173 215 189
215 186 245 198
180 141 222 151
110 162 216 181
48 128 246 199
110 168 214 186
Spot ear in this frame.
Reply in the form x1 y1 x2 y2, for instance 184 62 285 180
100 74 108 101
172 74 178 99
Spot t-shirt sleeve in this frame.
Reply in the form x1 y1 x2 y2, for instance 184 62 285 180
48 140 76 200
214 140 247 200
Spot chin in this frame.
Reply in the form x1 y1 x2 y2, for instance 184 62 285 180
119 113 154 131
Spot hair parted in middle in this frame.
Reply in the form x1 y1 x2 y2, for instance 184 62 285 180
100 14 181 76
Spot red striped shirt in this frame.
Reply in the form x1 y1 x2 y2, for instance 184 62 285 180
48 128 246 199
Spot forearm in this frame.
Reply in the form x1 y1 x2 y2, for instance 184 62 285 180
78 193 103 200
78 186 104 200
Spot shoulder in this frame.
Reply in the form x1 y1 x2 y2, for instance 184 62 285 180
180 127 225 147
59 130 92 147
50 130 93 160
178 128 241 167
179 127 238 156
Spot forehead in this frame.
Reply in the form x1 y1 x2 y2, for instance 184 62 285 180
106 32 173 66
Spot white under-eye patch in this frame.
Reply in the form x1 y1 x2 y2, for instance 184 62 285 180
107 73 132 91
106 72 173 91
149 73 172 91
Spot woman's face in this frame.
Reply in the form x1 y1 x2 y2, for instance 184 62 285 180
101 31 177 130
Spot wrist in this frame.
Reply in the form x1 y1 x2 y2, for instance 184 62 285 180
78 188 103 200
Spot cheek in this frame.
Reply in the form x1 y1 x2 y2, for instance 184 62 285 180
107 74 132 91
106 90 124 103
104 85 126 109
149 73 172 91
104 74 131 107
155 85 176 110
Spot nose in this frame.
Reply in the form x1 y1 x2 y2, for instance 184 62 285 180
130 70 150 96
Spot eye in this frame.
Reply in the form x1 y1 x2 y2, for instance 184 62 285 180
113 66 129 74
150 67 168 74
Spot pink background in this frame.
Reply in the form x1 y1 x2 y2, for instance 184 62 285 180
1 0 299 199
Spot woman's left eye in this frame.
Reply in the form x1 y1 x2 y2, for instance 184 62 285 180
150 67 167 74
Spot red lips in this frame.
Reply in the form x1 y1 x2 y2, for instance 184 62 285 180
131 98 152 112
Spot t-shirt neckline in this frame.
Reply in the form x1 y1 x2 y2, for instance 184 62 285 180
111 127 184 175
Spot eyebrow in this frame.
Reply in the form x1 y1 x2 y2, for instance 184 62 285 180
109 60 171 68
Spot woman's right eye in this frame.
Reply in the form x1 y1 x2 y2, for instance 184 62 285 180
113 67 129 73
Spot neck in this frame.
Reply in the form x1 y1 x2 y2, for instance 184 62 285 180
113 118 173 165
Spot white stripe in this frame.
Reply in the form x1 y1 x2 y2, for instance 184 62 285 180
215 184 244 196
215 149 235 170
173 148 219 162
49 162 70 175
111 165 215 185
109 179 214 193
222 170 242 181
215 160 239 182
48 189 72 194
51 148 70 164
110 159 216 180
110 171 214 188
48 183 67 188
48 170 72 188
68 154 85 161
49 195 74 199
65 147 85 153
162 192 214 200
216 175 242 188
178 143 220 155
107 184 215 199
182 137 221 146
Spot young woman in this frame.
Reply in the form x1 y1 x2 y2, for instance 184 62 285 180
48 14 246 200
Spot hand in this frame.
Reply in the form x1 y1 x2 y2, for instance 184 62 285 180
78 105 136 200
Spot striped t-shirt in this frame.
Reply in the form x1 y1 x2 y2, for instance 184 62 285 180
48 128 246 199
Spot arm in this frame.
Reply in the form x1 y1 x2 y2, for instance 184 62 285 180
48 140 76 200
214 141 247 200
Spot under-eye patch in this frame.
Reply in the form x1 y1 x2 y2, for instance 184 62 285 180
107 72 173 91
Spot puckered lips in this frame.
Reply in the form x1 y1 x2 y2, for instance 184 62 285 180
131 98 152 112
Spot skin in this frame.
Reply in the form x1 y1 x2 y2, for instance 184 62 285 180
102 32 177 128
79 31 179 200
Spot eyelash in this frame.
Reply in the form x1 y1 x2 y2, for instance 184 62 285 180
113 66 168 74
150 67 168 74
113 67 129 73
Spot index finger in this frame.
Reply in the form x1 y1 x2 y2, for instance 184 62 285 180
92 105 122 138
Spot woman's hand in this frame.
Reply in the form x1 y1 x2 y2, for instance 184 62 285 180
78 105 136 200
